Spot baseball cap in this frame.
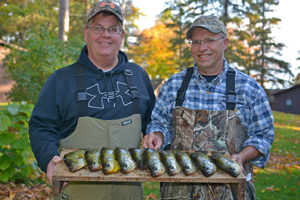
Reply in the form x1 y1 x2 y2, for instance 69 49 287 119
186 15 227 39
86 1 123 24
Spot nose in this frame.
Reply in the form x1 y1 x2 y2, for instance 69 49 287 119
198 40 208 50
101 28 111 37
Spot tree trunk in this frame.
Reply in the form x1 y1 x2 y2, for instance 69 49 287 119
58 0 69 41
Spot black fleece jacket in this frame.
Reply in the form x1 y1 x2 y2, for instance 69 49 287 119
29 45 156 173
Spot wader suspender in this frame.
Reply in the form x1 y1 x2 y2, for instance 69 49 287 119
175 67 236 110
226 67 236 111
76 64 87 117
76 65 141 117
175 67 194 107
124 69 141 114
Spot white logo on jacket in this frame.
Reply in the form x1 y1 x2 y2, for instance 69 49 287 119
86 82 132 109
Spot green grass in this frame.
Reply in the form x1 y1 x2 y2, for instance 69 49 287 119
273 111 300 127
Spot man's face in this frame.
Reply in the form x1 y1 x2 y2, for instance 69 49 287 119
190 27 228 75
84 13 124 62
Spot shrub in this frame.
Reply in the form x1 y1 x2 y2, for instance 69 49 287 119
3 27 85 104
0 101 40 183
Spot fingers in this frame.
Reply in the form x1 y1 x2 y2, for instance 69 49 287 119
142 132 163 149
47 156 62 185
231 155 244 172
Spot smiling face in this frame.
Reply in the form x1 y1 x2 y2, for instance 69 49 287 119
191 27 229 75
84 12 124 67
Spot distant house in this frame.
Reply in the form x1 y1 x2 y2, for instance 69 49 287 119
272 84 300 115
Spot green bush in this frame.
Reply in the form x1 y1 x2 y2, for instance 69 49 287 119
3 27 85 104
0 101 39 183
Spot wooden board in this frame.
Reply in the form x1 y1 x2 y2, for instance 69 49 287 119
52 148 246 199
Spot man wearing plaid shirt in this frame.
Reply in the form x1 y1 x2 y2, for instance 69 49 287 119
143 15 274 200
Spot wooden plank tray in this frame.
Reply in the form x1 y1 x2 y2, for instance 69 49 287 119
52 148 246 199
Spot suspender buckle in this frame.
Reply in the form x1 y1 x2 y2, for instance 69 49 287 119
129 86 140 100
77 91 87 101
124 69 132 76
76 70 86 77
226 90 236 103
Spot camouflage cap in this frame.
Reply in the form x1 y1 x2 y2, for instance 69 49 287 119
86 1 123 24
186 15 227 39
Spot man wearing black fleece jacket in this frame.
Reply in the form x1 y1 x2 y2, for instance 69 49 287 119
29 1 155 199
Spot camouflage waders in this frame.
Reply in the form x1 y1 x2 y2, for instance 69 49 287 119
160 68 256 200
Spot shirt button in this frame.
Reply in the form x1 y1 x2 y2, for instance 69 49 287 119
234 108 237 112
206 91 209 94
198 81 200 83
217 83 219 85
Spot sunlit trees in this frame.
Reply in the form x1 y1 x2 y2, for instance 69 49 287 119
128 21 181 79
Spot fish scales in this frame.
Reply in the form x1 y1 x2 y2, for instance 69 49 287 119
144 148 166 177
160 150 181 176
100 147 121 175
190 152 217 177
210 153 241 177
85 149 102 172
129 148 147 170
116 147 137 174
175 151 197 176
63 149 88 172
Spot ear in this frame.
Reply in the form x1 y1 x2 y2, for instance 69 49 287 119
222 37 229 50
83 27 88 42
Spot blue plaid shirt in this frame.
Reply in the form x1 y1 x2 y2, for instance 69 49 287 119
146 59 274 168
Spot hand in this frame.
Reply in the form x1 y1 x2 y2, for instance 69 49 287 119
47 156 68 191
231 154 244 172
142 131 164 149
231 146 262 172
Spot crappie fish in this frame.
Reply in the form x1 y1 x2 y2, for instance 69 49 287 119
85 149 102 172
129 148 147 170
116 147 137 174
160 150 181 176
63 149 88 172
175 151 197 176
100 147 121 175
210 153 241 177
144 148 166 177
190 152 217 177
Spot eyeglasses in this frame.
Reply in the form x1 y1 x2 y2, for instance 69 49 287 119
188 37 225 48
87 26 123 35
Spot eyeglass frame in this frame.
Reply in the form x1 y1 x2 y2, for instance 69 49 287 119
87 26 124 35
188 36 225 47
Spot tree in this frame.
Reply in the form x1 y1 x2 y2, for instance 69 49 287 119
128 21 180 79
0 0 60 46
58 0 70 41
243 0 293 89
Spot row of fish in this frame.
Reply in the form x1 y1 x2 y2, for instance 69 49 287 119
63 147 241 178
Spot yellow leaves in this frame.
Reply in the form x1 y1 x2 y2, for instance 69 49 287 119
290 188 296 191
282 185 286 188
261 189 266 193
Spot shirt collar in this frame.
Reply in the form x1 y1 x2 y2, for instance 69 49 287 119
192 58 230 84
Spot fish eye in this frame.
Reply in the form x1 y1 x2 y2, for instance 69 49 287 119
171 166 174 170
154 167 157 170
92 161 95 165
106 163 110 167
71 162 74 165
186 166 189 169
